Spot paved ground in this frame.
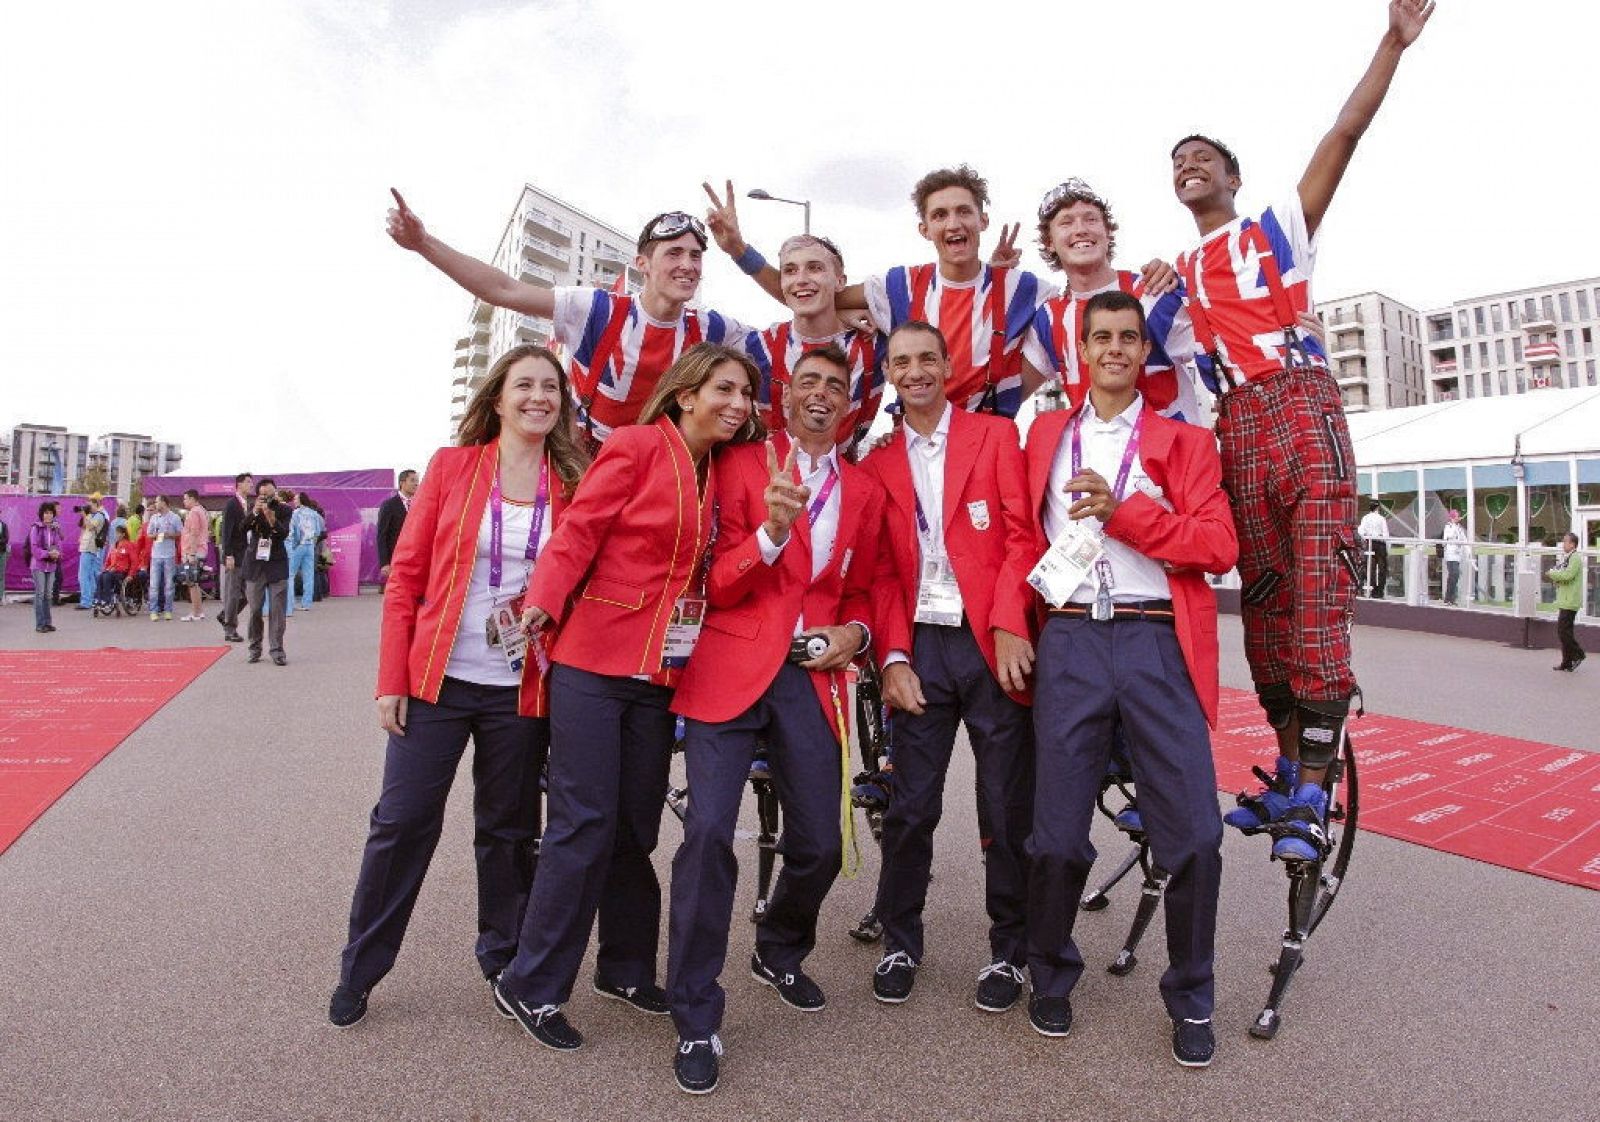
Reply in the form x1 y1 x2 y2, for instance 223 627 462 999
1 596 1596 1121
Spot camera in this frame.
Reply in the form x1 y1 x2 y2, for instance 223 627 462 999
789 633 830 665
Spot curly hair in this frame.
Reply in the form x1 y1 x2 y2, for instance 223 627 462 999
1036 183 1119 271
910 165 989 218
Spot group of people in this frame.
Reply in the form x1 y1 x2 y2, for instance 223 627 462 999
332 1 1436 1095
23 492 209 632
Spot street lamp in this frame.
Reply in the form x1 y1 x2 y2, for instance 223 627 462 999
747 188 811 235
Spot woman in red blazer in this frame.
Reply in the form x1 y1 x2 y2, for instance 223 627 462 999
492 342 764 1053
330 344 589 1028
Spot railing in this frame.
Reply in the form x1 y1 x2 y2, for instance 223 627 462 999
1353 539 1596 620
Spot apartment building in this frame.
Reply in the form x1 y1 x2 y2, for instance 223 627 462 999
1421 277 1600 403
1314 291 1429 413
449 185 644 434
3 424 182 500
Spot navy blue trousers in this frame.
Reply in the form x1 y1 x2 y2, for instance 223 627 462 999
500 664 674 1004
339 676 546 993
874 622 1034 965
1026 614 1223 1021
667 662 844 1039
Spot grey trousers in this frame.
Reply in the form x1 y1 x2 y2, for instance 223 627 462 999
246 579 288 658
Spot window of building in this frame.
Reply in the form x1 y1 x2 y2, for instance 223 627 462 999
1569 362 1580 387
1463 376 1474 398
1495 339 1506 364
1560 291 1573 321
1457 309 1469 336
1542 294 1556 320
1515 368 1526 393
1525 297 1537 319
1499 370 1509 395
1462 347 1473 370
1566 329 1577 348
1480 341 1490 366
1474 306 1486 333
1482 372 1492 396
1491 304 1503 332
1506 302 1518 327
1584 327 1593 352
1581 289 1593 319
1513 337 1523 361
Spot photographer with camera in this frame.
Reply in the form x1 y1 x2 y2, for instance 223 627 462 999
74 493 109 610
243 479 291 665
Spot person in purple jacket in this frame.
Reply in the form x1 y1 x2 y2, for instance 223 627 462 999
28 502 65 633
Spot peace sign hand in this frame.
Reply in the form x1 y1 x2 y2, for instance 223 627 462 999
702 179 748 257
387 188 428 252
761 442 811 546
988 222 1022 269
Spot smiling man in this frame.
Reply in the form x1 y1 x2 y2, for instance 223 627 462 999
1021 179 1201 424
860 321 1039 1015
388 193 750 443
664 344 885 1095
711 168 1053 419
1021 289 1237 1067
1167 0 1434 861
699 193 887 453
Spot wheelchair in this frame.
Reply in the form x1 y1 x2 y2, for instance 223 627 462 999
91 569 148 619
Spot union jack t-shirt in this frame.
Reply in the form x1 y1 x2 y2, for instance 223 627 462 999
1175 194 1326 392
741 322 886 447
552 288 751 443
1022 271 1203 424
863 264 1055 418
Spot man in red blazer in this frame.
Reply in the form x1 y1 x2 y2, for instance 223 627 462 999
665 345 883 1094
862 321 1039 1014
1021 290 1238 1068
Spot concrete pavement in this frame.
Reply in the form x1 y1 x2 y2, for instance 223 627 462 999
1 596 1595 1121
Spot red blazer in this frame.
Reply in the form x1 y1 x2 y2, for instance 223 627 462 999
1024 407 1238 727
672 434 885 724
377 439 569 718
527 416 717 684
862 406 1037 703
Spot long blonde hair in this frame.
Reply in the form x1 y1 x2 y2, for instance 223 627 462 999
636 343 765 445
457 345 590 495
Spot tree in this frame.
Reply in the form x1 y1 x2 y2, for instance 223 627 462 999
69 464 112 496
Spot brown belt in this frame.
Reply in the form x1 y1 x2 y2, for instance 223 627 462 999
1049 599 1175 622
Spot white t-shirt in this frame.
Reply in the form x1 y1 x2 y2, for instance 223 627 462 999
444 496 553 688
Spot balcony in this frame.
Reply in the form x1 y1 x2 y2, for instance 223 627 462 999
1427 336 1459 351
523 208 573 243
1329 342 1365 361
1328 318 1363 337
1523 313 1557 333
1431 360 1458 375
517 260 557 287
471 299 492 325
522 236 571 269
472 321 490 343
466 345 490 366
1526 341 1562 365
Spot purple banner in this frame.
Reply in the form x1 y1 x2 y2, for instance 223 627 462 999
0 495 117 595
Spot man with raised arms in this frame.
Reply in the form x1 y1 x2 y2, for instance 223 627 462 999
700 188 886 452
387 193 749 443
1168 0 1435 860
708 168 1053 419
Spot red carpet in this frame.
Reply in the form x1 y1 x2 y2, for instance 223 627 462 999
0 647 227 857
1213 688 1600 891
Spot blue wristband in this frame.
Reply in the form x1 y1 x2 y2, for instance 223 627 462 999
735 245 768 276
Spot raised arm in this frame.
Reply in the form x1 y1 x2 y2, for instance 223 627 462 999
388 189 555 318
702 180 786 306
1299 0 1435 238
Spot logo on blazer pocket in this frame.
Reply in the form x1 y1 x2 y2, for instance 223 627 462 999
967 500 990 531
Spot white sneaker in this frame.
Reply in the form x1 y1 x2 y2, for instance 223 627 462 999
180 614 197 622
150 612 159 621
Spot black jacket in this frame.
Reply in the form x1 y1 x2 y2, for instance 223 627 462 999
376 493 408 567
243 499 291 583
220 494 253 565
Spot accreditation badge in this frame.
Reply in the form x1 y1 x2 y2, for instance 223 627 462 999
486 591 530 675
663 596 707 662
254 535 272 562
914 553 964 627
1027 521 1105 608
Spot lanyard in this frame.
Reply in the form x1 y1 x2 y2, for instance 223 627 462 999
694 499 720 597
488 458 550 593
1069 405 1144 504
806 463 839 525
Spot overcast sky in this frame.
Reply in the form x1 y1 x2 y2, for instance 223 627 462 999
3 0 1593 474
